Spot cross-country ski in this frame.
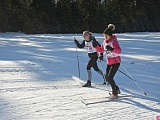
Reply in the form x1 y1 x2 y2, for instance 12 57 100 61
72 76 108 86
81 95 134 106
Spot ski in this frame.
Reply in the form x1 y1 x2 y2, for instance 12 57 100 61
82 95 133 106
72 76 109 86
82 94 133 101
72 76 111 95
72 76 85 85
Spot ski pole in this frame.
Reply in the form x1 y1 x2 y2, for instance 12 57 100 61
120 63 147 95
99 60 111 95
111 52 147 96
74 37 80 78
101 60 136 81
118 69 136 81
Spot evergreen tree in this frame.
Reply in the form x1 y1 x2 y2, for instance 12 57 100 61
0 0 159 33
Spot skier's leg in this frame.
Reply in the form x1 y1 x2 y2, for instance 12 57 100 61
106 63 120 95
87 70 91 81
83 59 92 87
92 58 106 83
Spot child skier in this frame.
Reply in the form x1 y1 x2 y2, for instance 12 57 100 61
93 24 121 99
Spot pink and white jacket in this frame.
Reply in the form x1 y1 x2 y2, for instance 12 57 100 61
96 35 121 65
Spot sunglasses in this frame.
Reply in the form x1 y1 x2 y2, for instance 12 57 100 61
83 33 89 37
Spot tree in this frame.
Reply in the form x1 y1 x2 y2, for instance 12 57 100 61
0 0 159 33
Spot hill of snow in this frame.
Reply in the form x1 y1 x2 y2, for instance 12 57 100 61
0 32 160 120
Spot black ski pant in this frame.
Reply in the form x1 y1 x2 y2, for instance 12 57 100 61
86 57 99 71
106 63 120 94
86 52 99 71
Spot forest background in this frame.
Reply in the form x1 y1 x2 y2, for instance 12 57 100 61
0 0 160 34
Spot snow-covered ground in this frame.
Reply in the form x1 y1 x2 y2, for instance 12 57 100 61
0 32 160 120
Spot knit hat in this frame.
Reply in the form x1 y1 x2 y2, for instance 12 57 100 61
103 24 115 36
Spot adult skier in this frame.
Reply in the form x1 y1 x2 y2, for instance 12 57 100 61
74 31 106 87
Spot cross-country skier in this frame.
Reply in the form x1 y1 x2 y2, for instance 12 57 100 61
74 31 106 87
93 24 121 99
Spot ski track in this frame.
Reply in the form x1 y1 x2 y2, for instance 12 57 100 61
0 32 160 120
1 61 159 120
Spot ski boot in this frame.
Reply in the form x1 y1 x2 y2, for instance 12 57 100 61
110 94 118 99
103 81 106 85
82 80 91 87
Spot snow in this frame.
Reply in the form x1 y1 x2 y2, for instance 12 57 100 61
0 32 160 120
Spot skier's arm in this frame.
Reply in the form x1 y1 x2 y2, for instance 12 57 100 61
74 40 85 48
112 40 121 54
92 40 101 48
95 43 105 53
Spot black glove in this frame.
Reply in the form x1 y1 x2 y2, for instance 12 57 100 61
92 40 100 48
99 53 103 60
106 45 114 51
74 39 79 46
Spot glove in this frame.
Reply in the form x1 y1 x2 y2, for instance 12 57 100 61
99 53 103 60
92 40 100 48
106 45 114 51
74 39 79 46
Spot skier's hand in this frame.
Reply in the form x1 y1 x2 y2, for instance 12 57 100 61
106 45 114 51
74 39 79 46
99 53 103 60
99 56 103 60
